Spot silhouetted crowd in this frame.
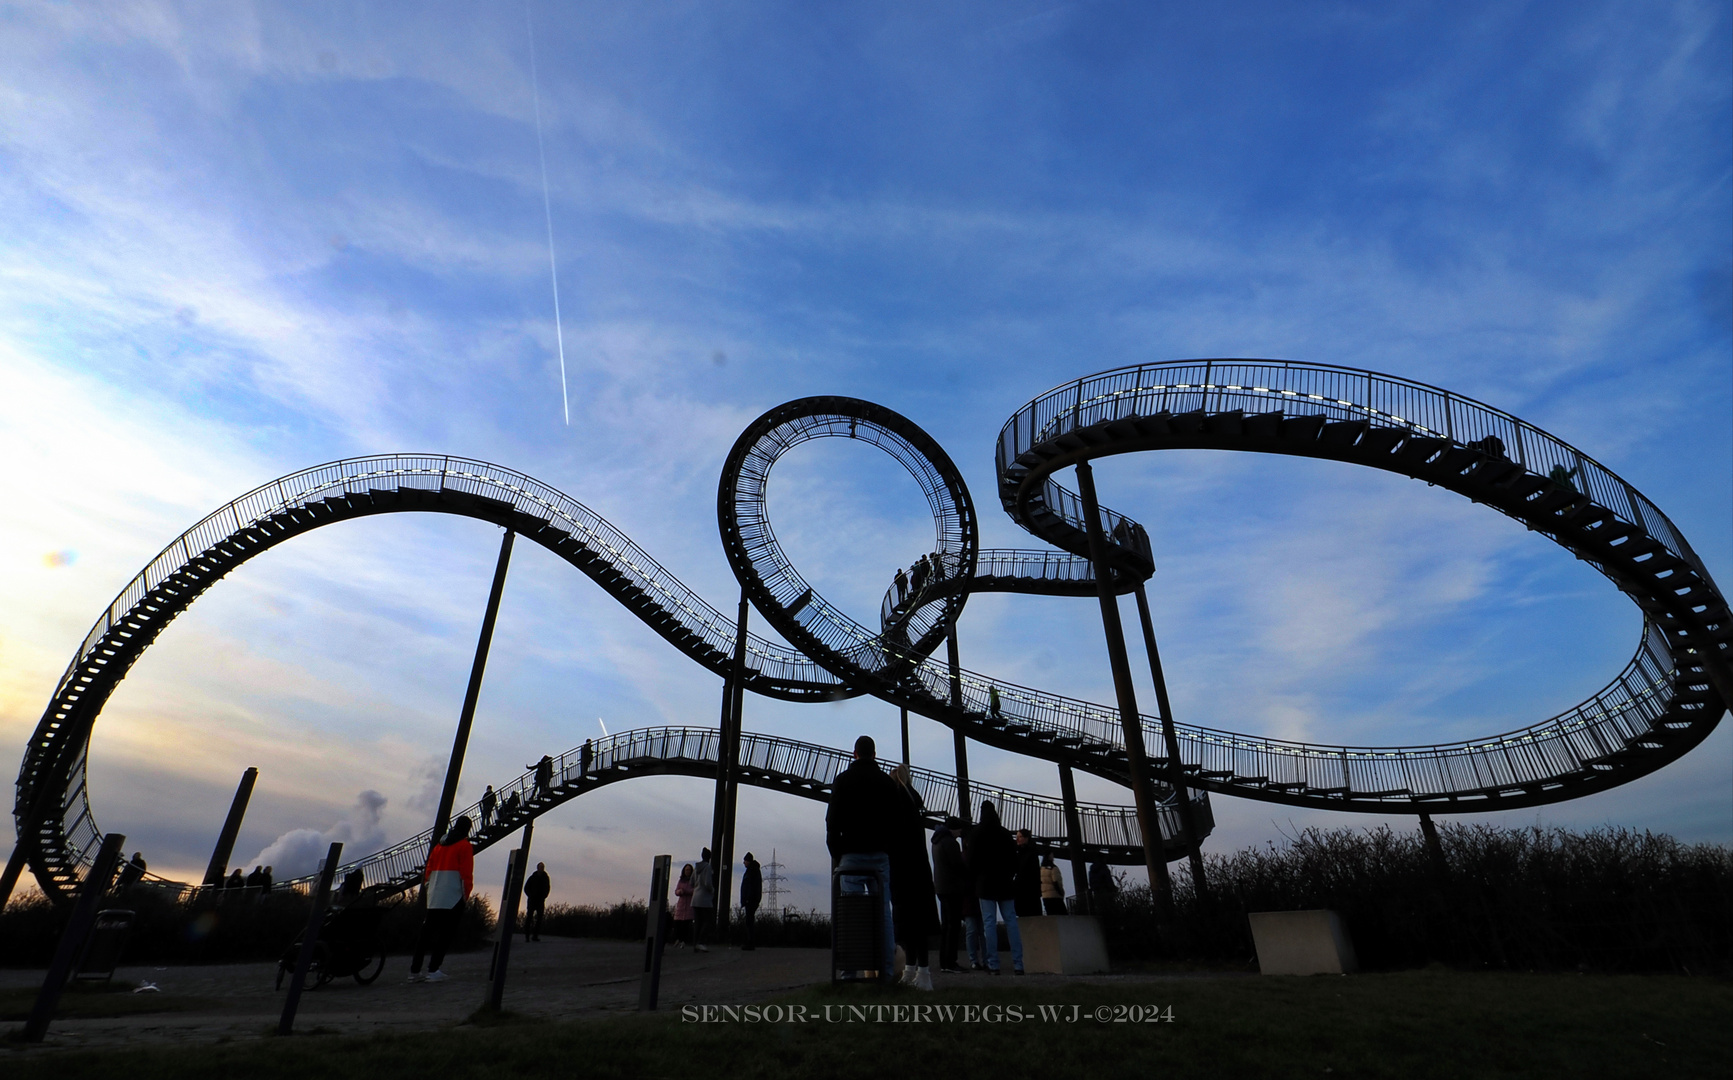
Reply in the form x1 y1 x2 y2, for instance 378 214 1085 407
828 733 1084 988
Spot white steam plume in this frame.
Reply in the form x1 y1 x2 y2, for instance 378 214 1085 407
242 790 390 879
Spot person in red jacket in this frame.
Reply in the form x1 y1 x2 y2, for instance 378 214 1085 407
409 816 474 983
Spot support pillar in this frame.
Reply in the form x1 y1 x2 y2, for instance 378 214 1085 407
0 843 30 913
486 848 524 1010
900 706 910 768
1074 460 1172 906
431 529 515 851
1132 584 1210 911
711 592 749 936
23 831 124 1042
1419 813 1448 881
201 767 258 888
277 841 341 1037
946 623 971 824
1058 763 1090 915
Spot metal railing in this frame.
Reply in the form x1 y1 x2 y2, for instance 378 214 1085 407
26 357 1720 899
996 359 1708 580
49 456 845 712
134 726 1182 901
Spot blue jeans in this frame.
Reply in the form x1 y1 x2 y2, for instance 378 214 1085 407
963 910 986 966
979 897 1023 972
838 853 895 979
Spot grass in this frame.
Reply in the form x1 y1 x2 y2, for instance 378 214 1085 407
4 971 1728 1078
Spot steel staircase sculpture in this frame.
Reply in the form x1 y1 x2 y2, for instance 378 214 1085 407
995 361 1729 810
13 362 1725 903
219 726 1203 899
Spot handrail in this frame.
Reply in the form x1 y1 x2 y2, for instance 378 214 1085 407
996 359 1708 579
139 726 1197 900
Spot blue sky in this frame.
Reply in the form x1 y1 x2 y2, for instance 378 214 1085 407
2 0 1728 911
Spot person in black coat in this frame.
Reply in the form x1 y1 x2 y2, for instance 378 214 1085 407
825 736 906 980
889 766 938 989
113 852 147 895
964 801 1024 974
930 817 975 972
1013 829 1043 917
522 862 551 941
1089 860 1117 900
739 852 763 950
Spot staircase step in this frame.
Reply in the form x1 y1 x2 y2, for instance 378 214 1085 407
1394 435 1446 465
1469 458 1521 485
1503 474 1551 500
1319 420 1368 449
1206 409 1244 437
1357 427 1406 456
1434 446 1481 473
1166 409 1205 434
1242 410 1284 439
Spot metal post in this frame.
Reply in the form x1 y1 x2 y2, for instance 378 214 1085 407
509 820 535 952
711 592 749 937
946 623 971 824
1 841 33 912
720 610 748 937
486 849 524 1011
639 854 672 1011
1074 460 1172 904
22 832 124 1043
1132 584 1210 911
201 767 258 887
277 841 342 1037
1058 765 1090 915
431 529 515 851
1419 814 1448 881
900 706 910 768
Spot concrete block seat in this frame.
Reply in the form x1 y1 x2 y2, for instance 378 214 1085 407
1018 915 1110 975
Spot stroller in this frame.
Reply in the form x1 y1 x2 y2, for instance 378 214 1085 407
275 898 390 989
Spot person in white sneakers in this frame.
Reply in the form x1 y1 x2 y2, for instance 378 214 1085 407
409 816 474 982
890 765 938 991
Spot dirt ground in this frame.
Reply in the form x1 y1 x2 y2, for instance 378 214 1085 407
3 938 1201 1052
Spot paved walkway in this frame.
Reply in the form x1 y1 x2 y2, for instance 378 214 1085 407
1 938 832 1050
3 938 1241 1052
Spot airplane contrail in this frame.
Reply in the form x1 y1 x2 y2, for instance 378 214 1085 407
526 2 569 425
598 717 609 737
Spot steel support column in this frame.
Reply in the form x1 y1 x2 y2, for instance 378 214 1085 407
1419 813 1448 881
431 529 515 850
900 706 910 768
946 623 972 824
711 592 749 935
278 841 341 1037
486 847 524 1010
201 767 258 888
1074 460 1171 904
1133 583 1210 910
23 831 124 1042
1058 763 1090 915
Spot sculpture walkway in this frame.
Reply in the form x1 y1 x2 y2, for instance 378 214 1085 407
11 360 1724 902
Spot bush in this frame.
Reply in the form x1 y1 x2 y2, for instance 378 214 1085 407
540 900 649 941
1093 824 1733 973
537 900 833 949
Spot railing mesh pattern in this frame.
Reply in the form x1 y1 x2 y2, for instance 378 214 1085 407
131 726 1182 901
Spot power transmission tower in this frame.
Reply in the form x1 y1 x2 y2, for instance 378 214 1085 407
762 848 790 915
